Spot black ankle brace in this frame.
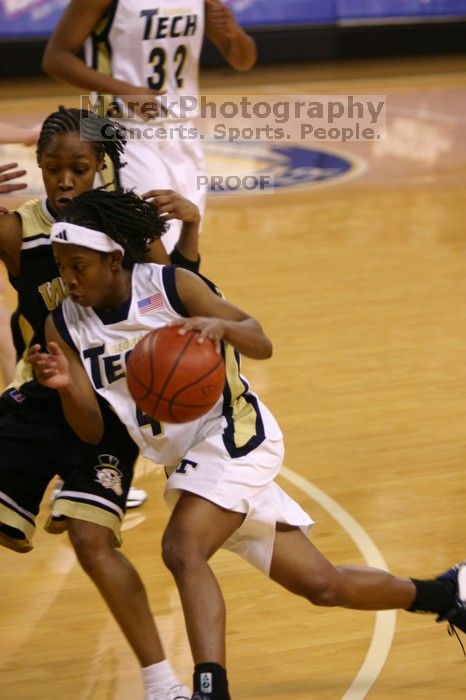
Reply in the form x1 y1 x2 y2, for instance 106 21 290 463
409 578 455 614
193 662 230 700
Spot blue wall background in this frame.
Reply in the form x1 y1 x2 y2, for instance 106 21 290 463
1 0 466 38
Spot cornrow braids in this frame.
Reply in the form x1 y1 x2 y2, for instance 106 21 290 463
57 188 168 268
37 105 127 187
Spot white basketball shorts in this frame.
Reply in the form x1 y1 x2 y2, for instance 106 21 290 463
165 432 314 575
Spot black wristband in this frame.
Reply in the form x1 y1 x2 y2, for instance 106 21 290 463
170 245 200 273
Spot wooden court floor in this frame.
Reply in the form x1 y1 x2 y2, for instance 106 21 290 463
1 55 466 699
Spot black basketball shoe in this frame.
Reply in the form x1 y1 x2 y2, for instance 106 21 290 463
436 561 466 634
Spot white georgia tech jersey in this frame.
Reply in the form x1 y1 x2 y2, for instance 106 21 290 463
54 263 279 468
86 0 205 120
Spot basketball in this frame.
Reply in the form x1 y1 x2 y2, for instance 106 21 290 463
126 325 226 423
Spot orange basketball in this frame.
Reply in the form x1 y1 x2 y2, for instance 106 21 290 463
126 325 226 423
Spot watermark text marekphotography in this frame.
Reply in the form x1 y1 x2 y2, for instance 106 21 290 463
80 93 386 143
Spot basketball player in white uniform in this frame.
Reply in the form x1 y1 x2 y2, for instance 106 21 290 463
42 0 257 252
31 188 466 700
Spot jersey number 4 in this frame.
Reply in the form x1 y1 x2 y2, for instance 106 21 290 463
147 45 187 90
136 406 162 436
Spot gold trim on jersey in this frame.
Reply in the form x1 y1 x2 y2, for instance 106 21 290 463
101 153 117 190
10 356 33 390
92 23 115 117
16 198 53 241
195 280 267 458
222 343 265 456
10 199 55 387
11 199 66 387
90 35 118 189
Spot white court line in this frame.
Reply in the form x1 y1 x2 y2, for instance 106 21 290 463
280 465 397 700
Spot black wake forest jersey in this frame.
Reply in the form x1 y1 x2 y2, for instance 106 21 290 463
10 199 65 352
0 200 91 458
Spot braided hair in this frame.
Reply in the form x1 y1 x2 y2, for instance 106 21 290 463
56 188 168 268
36 105 126 188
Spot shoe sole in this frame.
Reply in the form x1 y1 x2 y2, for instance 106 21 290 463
126 488 148 509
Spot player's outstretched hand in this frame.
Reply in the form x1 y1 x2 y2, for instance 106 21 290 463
142 189 201 223
0 162 28 194
29 342 70 389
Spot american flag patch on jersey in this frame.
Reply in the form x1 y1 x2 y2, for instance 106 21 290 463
8 388 25 403
137 292 164 314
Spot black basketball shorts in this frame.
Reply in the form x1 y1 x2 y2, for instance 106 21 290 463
0 382 139 550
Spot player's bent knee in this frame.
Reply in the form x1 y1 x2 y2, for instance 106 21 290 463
161 535 204 575
68 520 115 561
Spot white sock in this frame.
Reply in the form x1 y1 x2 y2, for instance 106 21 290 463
142 660 187 698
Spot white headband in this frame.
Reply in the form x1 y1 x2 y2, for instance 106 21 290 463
50 222 124 255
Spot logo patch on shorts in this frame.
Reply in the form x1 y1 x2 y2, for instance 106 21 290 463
94 454 123 495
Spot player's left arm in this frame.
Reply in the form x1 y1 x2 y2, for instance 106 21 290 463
29 314 105 444
172 267 272 359
143 190 201 271
204 0 257 71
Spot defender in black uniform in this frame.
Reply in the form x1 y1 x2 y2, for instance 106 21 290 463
0 106 200 700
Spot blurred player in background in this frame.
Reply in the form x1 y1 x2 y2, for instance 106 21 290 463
0 107 201 700
42 0 257 253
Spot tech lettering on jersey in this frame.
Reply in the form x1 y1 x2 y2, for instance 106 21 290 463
140 9 199 40
87 0 205 117
82 343 162 436
83 344 130 390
